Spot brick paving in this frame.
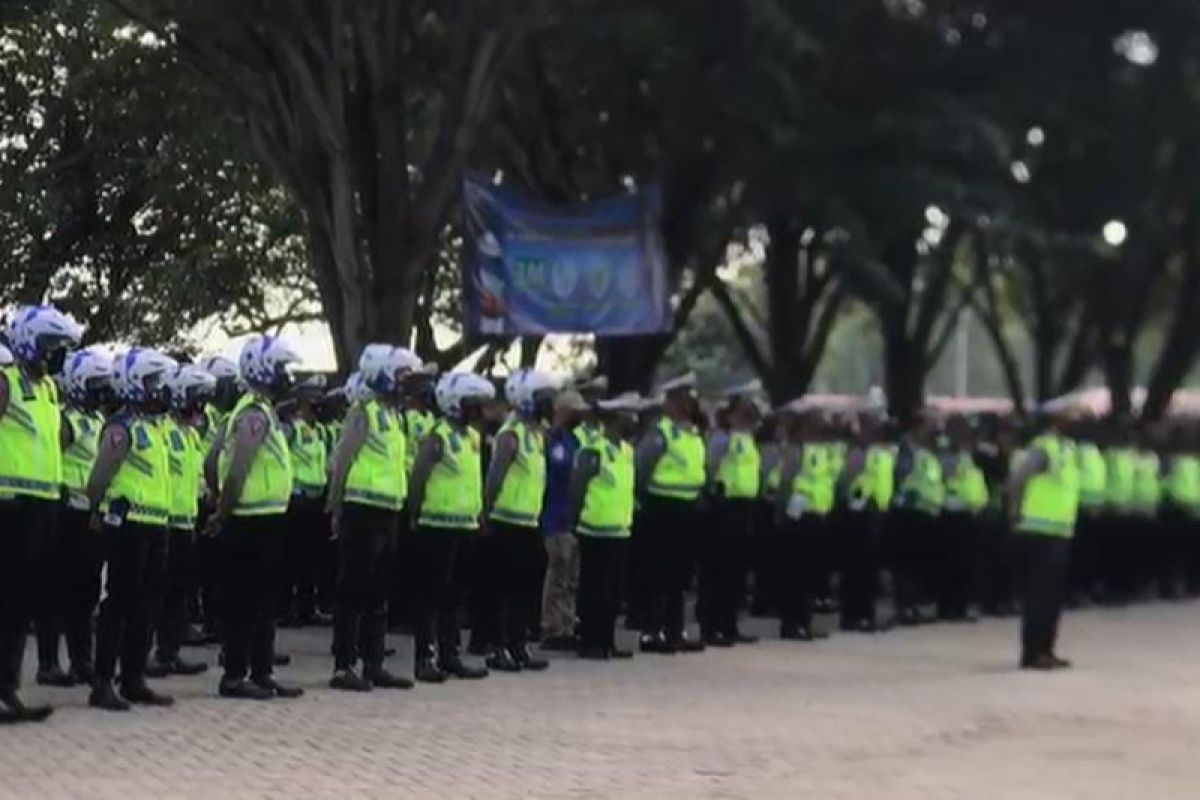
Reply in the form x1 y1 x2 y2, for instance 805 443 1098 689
3 602 1200 799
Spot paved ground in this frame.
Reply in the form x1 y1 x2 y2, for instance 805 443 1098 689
3 602 1200 799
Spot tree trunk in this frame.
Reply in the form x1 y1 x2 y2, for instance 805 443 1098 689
764 215 802 403
883 323 924 428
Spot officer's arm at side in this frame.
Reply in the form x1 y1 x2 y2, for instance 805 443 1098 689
203 421 226 497
215 409 269 521
634 432 665 497
776 447 801 520
705 431 730 488
483 430 519 518
1007 448 1049 518
86 421 131 508
325 404 368 517
566 448 601 532
407 434 444 524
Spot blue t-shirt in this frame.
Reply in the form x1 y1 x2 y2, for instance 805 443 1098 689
541 428 580 537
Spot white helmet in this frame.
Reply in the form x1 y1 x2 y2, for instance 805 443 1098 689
0 343 12 366
358 343 398 394
113 348 177 404
505 369 559 415
168 364 217 411
63 348 113 405
345 371 374 404
7 304 83 364
238 335 301 390
200 355 239 381
436 372 496 417
388 347 424 377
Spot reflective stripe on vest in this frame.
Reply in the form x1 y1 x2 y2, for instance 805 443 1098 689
218 393 294 517
62 408 102 509
1018 434 1079 538
344 400 406 511
718 431 761 500
577 439 634 538
0 366 62 500
101 415 171 526
164 417 202 530
290 418 328 496
418 421 482 530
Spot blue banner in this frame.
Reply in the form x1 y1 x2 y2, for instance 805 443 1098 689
461 174 670 337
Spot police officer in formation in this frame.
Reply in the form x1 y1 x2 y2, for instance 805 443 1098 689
10 305 1200 723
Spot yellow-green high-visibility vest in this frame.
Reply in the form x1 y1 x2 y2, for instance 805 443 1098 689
1017 434 1079 538
849 444 896 512
896 446 943 515
101 413 171 526
403 409 435 477
491 417 546 527
418 420 483 530
577 438 635 538
718 431 761 500
647 418 705 501
218 393 294 517
1165 455 1200 516
1076 443 1107 511
62 408 103 510
944 452 988 513
0 366 62 500
344 400 406 511
1105 447 1137 512
202 403 226 454
290 417 328 498
163 416 203 530
573 421 602 449
787 442 835 518
1133 451 1161 517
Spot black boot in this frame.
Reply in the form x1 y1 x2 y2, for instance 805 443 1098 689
120 680 175 707
88 681 131 712
329 668 373 692
414 657 447 684
485 648 521 673
512 645 549 671
219 678 274 700
254 677 305 698
639 631 674 654
669 633 706 653
1 689 54 721
440 654 489 680
365 667 414 690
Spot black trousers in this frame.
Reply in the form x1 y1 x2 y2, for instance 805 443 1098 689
37 506 103 673
935 511 975 619
490 521 544 652
155 526 197 662
283 494 329 620
1069 510 1103 600
32 503 63 672
219 515 285 683
699 499 754 637
333 504 398 671
777 516 823 631
1018 533 1071 661
837 509 880 627
0 498 58 694
467 533 501 650
196 518 223 633
95 521 168 685
577 535 627 651
636 496 698 639
411 526 469 661
885 508 934 612
973 511 1015 614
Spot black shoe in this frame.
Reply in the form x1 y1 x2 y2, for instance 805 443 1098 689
219 679 275 700
540 635 578 652
466 639 490 657
414 658 447 684
330 668 373 692
273 653 291 667
1049 654 1073 670
512 646 549 671
149 657 209 677
1 689 54 721
1020 653 1057 671
702 631 733 648
670 634 706 653
780 626 814 641
609 646 634 660
577 645 609 660
120 681 175 707
301 611 333 628
856 619 878 633
255 678 304 698
383 646 397 657
143 661 171 679
639 632 675 654
486 648 522 673
88 682 131 712
182 624 208 647
730 630 759 644
36 666 76 687
366 668 414 690
440 656 489 680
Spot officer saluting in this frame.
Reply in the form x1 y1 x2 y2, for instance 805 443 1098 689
205 336 305 700
0 305 81 723
1008 401 1080 670
86 348 178 711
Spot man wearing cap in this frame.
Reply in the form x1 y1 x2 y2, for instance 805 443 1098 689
1008 406 1080 670
635 371 706 653
569 393 641 659
539 388 590 650
700 379 762 646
